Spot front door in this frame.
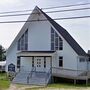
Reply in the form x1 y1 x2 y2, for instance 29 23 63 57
33 56 51 72
34 57 44 72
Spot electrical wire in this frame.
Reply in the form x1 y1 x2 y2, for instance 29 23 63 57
0 15 89 23
0 7 89 18
0 3 90 14
42 3 90 9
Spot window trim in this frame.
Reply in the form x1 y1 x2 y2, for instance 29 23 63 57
17 57 20 68
51 27 63 51
17 29 28 51
59 56 63 67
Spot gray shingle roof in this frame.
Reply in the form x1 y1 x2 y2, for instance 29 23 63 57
37 7 87 56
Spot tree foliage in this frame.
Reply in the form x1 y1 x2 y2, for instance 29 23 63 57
0 45 6 61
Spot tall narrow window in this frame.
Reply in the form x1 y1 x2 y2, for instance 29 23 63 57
51 27 55 50
17 29 28 51
25 29 28 50
44 57 46 68
59 56 63 67
21 35 24 50
59 37 63 50
32 57 34 67
17 57 20 68
17 39 20 50
51 27 63 51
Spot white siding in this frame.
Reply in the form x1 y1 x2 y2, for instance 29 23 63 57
21 57 51 72
52 26 78 70
28 21 51 51
6 44 17 72
77 56 88 71
21 57 32 71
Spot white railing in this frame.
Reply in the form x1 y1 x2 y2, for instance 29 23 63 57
45 68 52 84
52 67 89 77
27 67 36 84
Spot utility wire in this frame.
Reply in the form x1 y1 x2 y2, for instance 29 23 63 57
42 3 90 9
0 15 90 23
46 7 90 13
0 3 90 14
0 7 89 18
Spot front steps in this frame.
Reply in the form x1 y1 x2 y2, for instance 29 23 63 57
28 72 51 85
12 71 51 86
12 71 30 84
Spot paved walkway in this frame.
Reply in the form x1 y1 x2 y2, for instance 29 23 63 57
7 84 90 90
7 84 42 90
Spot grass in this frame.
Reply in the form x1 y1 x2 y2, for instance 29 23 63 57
0 72 10 90
25 83 90 90
0 73 90 90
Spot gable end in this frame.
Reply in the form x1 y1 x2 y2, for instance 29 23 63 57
37 7 87 56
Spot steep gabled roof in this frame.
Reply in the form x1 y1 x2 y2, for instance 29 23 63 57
7 6 87 56
36 7 87 56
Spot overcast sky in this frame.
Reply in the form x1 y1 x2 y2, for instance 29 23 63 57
0 0 90 52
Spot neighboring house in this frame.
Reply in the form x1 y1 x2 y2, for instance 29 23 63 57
6 6 89 85
0 61 6 72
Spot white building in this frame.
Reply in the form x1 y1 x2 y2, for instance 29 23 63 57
6 6 90 85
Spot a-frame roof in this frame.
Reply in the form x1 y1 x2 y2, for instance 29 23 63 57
36 6 87 56
7 6 87 56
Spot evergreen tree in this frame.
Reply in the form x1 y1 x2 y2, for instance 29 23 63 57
0 45 6 61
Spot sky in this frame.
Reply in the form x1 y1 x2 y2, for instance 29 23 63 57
0 0 90 52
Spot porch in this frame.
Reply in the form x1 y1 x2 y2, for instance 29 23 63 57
52 67 90 85
12 51 54 85
17 51 54 73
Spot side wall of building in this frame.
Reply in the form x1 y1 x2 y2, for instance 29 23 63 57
6 44 17 72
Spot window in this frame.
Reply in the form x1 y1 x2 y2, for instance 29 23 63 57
59 37 63 50
17 39 20 50
17 57 20 68
51 43 54 50
44 57 46 68
25 30 28 50
17 29 28 51
59 56 63 67
32 57 34 67
21 35 24 50
89 58 90 62
37 59 41 67
79 58 85 62
51 27 63 51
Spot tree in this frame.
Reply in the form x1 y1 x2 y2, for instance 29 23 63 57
0 45 6 61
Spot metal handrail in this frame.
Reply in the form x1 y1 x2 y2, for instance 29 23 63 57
27 67 36 84
45 68 52 84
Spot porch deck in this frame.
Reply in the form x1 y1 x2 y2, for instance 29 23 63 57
11 66 90 85
52 67 90 80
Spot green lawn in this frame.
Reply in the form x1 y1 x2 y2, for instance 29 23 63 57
0 73 90 90
0 72 10 90
25 83 90 90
